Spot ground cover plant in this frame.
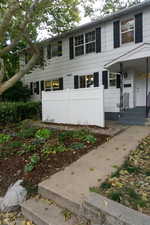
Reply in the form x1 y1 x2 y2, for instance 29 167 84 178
0 121 109 197
90 135 150 216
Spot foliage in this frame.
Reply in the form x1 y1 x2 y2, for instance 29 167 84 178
24 154 40 172
81 134 96 144
0 133 11 144
0 0 95 94
97 135 150 213
7 141 22 149
1 81 31 102
35 128 53 140
17 127 37 138
72 129 89 138
42 144 67 155
0 101 41 123
101 0 142 15
58 130 74 143
70 142 85 150
18 143 36 155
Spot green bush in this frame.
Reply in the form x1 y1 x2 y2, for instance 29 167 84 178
0 134 11 144
35 128 53 140
0 101 41 123
17 127 37 138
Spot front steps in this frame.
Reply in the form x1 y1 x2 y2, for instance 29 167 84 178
22 197 88 225
119 107 147 125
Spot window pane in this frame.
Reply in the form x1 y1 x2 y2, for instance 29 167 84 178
110 79 116 87
85 31 95 43
122 30 134 44
51 44 58 57
75 35 84 46
109 73 116 87
45 80 52 91
52 80 60 90
80 76 86 88
86 42 95 54
75 46 84 56
121 18 134 32
86 75 94 88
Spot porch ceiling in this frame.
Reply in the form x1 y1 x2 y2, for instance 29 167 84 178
105 43 150 72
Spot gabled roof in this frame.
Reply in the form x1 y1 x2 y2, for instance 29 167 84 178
43 0 150 44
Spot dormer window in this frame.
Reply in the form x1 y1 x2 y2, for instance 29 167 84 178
121 18 134 44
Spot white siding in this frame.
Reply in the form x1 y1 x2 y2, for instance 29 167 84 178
23 7 150 112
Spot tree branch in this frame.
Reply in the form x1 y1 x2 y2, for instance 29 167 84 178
0 58 5 84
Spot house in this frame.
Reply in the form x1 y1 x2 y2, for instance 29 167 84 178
21 0 150 125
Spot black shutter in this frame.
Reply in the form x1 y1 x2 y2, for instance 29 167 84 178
59 77 63 90
102 71 108 89
96 27 101 53
113 21 120 48
135 13 143 43
58 41 62 56
116 74 120 88
74 75 79 89
30 82 33 95
94 72 99 87
40 80 44 91
36 81 39 95
69 37 74 59
47 43 51 59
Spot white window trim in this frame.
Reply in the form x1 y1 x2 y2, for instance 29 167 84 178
120 17 135 45
78 74 94 88
74 30 96 57
108 72 117 88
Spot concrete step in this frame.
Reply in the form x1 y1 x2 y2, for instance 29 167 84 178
118 120 145 125
22 198 87 225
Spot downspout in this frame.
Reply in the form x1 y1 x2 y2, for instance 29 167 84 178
120 63 124 112
146 57 149 117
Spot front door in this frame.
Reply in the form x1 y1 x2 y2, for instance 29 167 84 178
135 75 146 106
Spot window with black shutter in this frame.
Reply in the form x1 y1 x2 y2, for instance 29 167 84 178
69 37 74 59
40 80 44 91
74 76 79 89
113 21 120 48
59 77 63 90
94 72 99 87
116 74 120 88
96 27 101 53
102 71 108 89
135 13 143 43
47 44 51 59
58 41 62 56
36 81 39 95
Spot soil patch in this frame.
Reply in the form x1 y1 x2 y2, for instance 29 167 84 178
0 123 109 197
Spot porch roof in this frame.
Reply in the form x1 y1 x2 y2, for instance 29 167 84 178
104 43 150 70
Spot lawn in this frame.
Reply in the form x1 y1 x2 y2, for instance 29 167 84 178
0 120 109 196
90 135 150 216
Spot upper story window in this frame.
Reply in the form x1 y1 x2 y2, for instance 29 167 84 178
121 18 134 44
85 31 96 53
47 41 62 59
74 31 96 57
75 34 84 56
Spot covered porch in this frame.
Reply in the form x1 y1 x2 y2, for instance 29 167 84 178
105 43 150 121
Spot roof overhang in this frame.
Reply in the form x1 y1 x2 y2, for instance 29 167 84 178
104 43 150 71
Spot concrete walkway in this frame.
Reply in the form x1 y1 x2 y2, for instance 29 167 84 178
39 126 150 213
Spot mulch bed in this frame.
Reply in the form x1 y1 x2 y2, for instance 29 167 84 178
0 122 109 197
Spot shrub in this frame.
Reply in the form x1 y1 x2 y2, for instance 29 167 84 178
82 134 96 144
0 134 11 144
0 101 41 123
70 142 85 150
24 154 40 172
42 144 67 155
35 128 53 140
17 127 37 138
58 131 74 143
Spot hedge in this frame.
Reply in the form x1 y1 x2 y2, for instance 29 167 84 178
0 101 41 123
